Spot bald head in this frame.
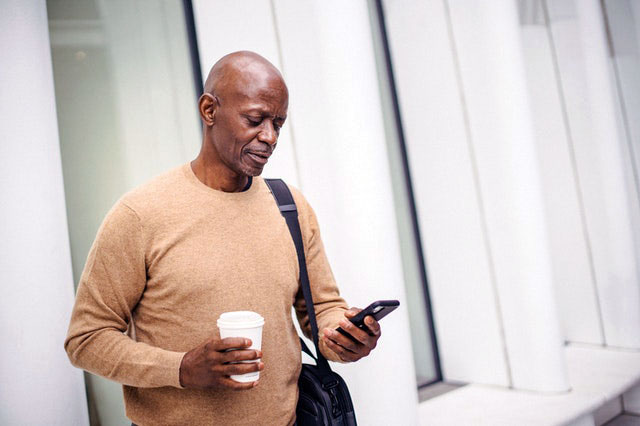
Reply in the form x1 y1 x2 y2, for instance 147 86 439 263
194 51 289 189
203 51 287 101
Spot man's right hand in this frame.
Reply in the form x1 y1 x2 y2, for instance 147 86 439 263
179 337 263 390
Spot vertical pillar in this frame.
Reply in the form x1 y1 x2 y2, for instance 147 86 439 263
448 0 568 391
557 0 640 348
519 1 604 346
382 0 512 387
0 1 89 424
274 1 420 424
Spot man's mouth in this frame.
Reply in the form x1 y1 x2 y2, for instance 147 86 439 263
246 151 271 165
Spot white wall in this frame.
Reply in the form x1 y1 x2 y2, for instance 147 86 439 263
519 0 605 346
0 0 89 424
383 0 569 392
547 0 640 349
384 0 640 393
8 0 639 423
273 2 419 423
382 0 511 387
193 1 419 424
446 0 568 392
517 0 640 350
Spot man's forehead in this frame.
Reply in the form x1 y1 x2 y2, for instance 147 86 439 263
220 70 288 114
227 66 286 96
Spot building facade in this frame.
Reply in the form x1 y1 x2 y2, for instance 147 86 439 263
2 0 640 425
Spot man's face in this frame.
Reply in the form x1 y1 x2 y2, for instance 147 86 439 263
210 73 288 177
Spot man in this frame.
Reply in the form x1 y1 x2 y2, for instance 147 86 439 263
65 51 381 425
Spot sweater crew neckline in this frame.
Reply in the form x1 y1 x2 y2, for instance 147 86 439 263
182 162 261 199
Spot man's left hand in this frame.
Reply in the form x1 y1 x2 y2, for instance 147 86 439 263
322 307 381 362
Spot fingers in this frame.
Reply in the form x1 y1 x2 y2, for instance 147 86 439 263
219 349 262 363
338 318 373 346
323 328 360 355
344 308 362 318
215 337 252 351
222 377 259 391
182 335 265 391
321 306 383 362
344 307 380 336
220 360 263 390
333 330 360 353
323 332 359 362
221 360 264 376
363 315 381 337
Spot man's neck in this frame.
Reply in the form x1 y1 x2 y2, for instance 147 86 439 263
190 157 250 193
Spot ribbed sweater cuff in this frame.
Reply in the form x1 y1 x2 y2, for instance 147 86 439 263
165 351 187 389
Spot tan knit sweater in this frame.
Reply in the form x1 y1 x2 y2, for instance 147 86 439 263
64 163 348 425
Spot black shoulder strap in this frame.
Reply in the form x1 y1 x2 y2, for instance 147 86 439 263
264 178 332 374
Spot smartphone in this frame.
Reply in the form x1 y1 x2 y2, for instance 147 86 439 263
335 300 400 341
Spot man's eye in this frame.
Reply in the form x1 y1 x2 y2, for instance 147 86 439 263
246 117 262 126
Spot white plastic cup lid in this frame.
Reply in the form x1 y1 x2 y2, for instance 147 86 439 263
217 311 264 329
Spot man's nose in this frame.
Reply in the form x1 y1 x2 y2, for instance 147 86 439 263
257 121 278 145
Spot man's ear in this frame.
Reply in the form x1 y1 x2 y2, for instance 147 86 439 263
198 93 217 126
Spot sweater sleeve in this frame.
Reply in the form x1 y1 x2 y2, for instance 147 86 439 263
64 201 185 388
290 189 349 363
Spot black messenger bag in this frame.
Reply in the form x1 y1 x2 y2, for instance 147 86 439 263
265 179 357 426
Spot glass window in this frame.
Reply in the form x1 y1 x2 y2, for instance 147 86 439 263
368 0 440 387
47 1 200 424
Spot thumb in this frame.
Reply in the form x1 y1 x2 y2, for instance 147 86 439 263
344 307 361 318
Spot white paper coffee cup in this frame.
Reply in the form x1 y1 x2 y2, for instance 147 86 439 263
217 311 265 383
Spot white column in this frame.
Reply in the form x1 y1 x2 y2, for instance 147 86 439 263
548 0 640 349
447 0 568 392
519 2 604 346
382 0 511 387
384 0 569 392
0 1 89 425
273 1 419 424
